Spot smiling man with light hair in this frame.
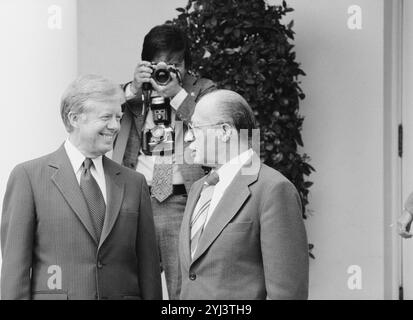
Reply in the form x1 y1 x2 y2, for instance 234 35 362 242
1 74 162 300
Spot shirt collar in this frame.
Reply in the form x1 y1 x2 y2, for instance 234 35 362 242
215 149 253 189
64 139 104 176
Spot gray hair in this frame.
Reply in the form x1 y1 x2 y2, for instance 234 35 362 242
60 74 125 132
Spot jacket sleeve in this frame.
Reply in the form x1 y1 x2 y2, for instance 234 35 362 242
136 177 162 300
175 78 217 122
260 180 309 300
1 164 35 300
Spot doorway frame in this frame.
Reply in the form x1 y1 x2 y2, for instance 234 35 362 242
383 0 403 300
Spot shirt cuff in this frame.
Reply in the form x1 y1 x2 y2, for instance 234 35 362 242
170 88 188 110
124 82 136 99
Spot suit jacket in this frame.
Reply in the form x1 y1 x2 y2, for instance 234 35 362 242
1 145 162 300
179 153 309 300
112 74 216 192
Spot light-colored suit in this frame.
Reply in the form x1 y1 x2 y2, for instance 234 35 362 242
179 153 309 300
1 145 162 300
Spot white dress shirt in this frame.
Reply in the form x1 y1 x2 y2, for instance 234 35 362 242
204 149 253 226
125 84 187 186
64 139 107 204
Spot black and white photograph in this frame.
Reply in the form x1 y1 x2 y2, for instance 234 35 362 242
0 0 411 306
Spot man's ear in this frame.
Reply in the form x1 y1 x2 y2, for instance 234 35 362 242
220 123 233 142
68 112 81 129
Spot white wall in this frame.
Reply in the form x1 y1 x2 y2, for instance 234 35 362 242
78 0 186 83
0 0 77 271
275 0 386 299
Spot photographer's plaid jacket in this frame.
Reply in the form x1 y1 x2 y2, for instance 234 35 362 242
112 74 216 191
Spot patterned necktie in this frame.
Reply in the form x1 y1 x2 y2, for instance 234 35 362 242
80 158 106 240
151 155 173 202
190 170 220 259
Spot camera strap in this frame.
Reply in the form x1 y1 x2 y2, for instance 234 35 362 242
142 89 152 117
175 70 183 86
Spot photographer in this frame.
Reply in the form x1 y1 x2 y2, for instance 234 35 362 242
112 24 216 300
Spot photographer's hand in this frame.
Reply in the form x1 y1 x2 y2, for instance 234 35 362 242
150 72 183 99
398 210 413 238
131 61 153 95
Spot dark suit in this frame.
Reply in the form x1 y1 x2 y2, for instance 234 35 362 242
179 153 309 300
1 145 162 300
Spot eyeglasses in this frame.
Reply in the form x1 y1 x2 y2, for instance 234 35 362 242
185 121 233 142
187 121 228 132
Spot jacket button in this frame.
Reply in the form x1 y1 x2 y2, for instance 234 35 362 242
189 273 196 281
97 261 104 269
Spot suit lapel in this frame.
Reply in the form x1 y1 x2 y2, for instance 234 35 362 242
191 153 261 264
98 156 124 249
182 178 206 266
50 145 98 245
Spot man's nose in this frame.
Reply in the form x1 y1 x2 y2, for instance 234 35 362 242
107 116 120 131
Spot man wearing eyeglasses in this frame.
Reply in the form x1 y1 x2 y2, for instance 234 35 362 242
179 89 309 300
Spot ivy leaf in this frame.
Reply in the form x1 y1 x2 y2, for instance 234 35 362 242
241 43 253 53
224 26 233 34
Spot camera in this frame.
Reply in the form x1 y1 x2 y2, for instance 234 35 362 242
150 62 180 86
142 96 175 156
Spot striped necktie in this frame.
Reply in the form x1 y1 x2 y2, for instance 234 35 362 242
80 158 106 240
190 170 219 259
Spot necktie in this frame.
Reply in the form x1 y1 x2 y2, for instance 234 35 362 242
151 155 173 202
190 170 220 259
80 158 106 240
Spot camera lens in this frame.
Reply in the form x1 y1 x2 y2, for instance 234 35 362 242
153 69 171 86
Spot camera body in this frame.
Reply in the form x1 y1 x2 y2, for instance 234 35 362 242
149 62 180 86
142 96 175 156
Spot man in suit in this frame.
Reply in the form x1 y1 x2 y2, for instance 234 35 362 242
112 24 215 299
1 74 162 300
179 90 309 299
